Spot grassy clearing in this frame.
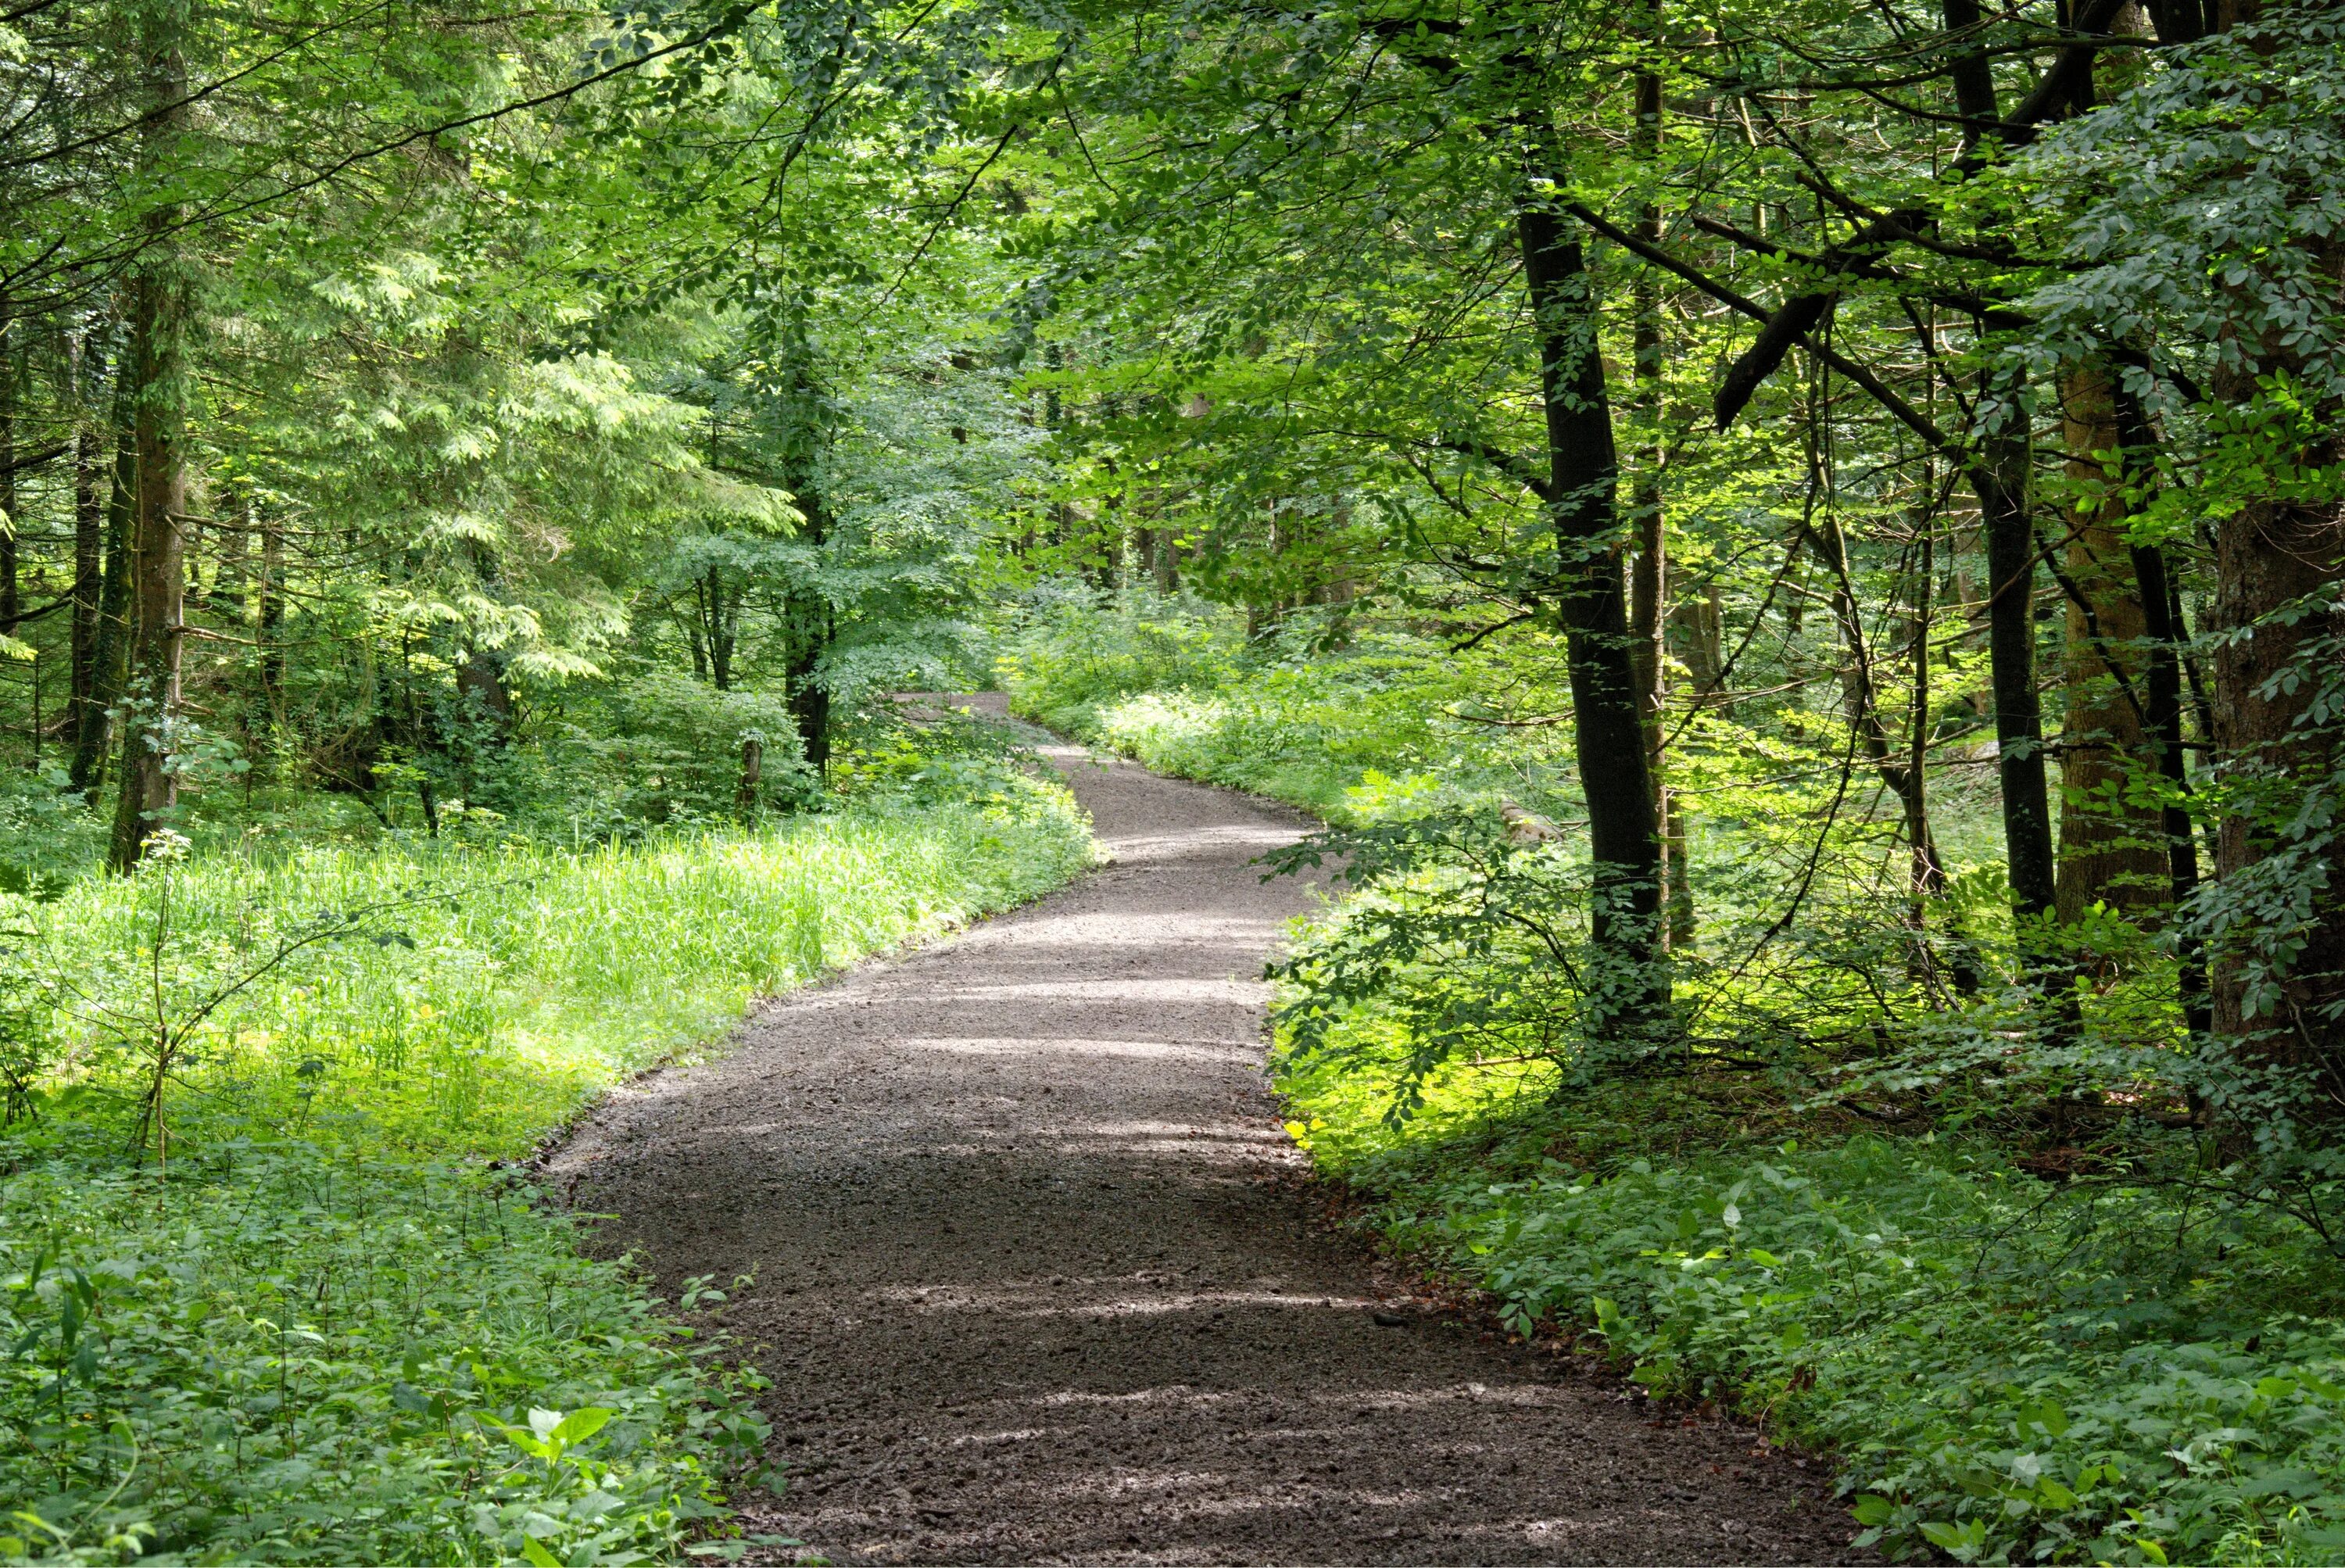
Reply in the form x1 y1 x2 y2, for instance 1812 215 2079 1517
2 754 1094 1564
997 596 1536 825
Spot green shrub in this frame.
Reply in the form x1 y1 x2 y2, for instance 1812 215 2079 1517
1282 1051 2345 1566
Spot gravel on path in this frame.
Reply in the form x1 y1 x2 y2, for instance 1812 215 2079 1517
546 696 1860 1565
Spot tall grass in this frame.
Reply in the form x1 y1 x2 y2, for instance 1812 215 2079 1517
16 786 1092 1159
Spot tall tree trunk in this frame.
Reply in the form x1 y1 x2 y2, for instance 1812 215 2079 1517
2193 0 2345 1091
1942 0 2064 973
68 335 104 744
1974 433 2061 956
2129 537 2209 1035
2110 385 2210 1038
70 403 134 797
255 503 285 729
107 11 195 871
2207 363 2344 1083
1518 191 1667 1026
2209 480 2344 1078
785 508 830 777
2054 361 2168 922
1 322 16 644
1627 7 1690 950
702 567 735 690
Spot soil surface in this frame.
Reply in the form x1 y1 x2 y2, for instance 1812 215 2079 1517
548 697 1861 1565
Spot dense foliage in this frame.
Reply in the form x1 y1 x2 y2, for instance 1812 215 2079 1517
3 0 2340 1559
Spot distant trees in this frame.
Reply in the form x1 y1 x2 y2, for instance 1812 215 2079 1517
0 0 1041 839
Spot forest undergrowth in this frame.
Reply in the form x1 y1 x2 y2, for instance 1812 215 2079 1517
0 719 1094 1566
1006 594 2345 1566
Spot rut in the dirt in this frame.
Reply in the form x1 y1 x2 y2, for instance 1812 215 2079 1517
548 697 1860 1566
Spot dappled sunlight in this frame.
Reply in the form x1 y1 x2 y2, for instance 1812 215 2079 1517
900 1036 1261 1065
868 1279 1373 1319
916 977 1267 1004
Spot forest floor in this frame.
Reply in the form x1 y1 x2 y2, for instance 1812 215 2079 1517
545 696 1860 1566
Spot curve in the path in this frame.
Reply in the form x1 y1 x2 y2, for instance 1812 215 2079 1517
549 700 1856 1565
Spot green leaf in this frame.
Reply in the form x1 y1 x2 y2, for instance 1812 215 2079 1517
521 1534 561 1568
1917 1518 1988 1562
551 1406 613 1447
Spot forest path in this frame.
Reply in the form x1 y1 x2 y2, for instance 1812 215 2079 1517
546 696 1855 1565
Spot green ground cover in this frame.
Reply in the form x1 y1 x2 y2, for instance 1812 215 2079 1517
2 738 1094 1565
1282 1058 2345 1566
1006 596 2345 1566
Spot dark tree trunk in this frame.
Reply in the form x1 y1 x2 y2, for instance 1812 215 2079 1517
1 324 16 643
2110 385 2210 1038
106 12 193 872
789 649 829 776
2196 0 2345 1090
2209 525 2344 1071
2129 538 2209 1037
737 734 763 820
255 503 284 728
1518 197 1667 1023
2209 444 2343 1079
456 649 513 729
69 336 104 743
1974 438 2061 948
70 407 133 797
108 294 193 869
702 567 736 690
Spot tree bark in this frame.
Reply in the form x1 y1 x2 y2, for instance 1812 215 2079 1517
737 733 763 820
107 285 192 868
1627 11 1689 952
70 402 134 797
255 503 285 730
1974 434 2061 947
1519 195 1667 1023
2200 0 2345 1083
700 567 736 690
68 335 104 744
1 322 16 643
2054 361 2168 922
106 9 195 870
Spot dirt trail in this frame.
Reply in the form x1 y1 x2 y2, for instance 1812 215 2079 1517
548 697 1857 1564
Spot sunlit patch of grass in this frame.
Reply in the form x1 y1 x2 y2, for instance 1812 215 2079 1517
1 771 1095 1562
15 785 1092 1160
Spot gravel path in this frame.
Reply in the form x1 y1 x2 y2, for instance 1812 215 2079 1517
548 698 1858 1564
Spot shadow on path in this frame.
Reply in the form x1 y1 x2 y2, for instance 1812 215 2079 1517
548 696 1859 1565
